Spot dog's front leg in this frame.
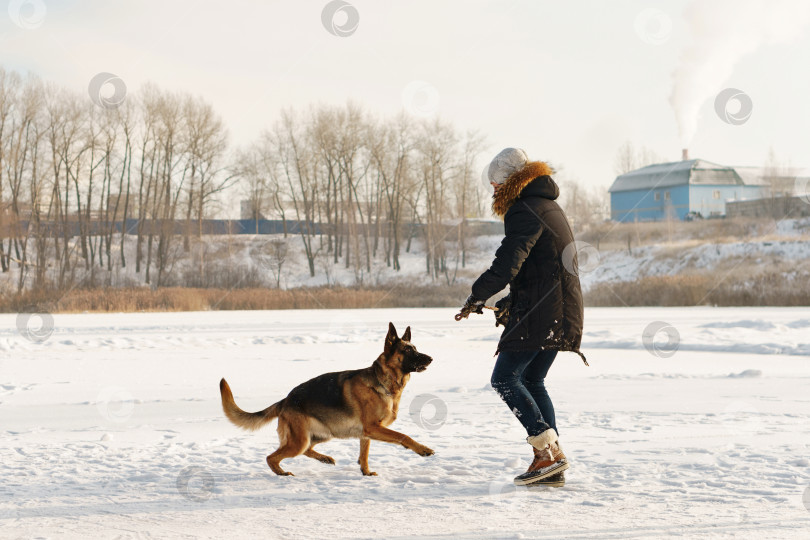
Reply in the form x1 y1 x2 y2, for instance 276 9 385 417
357 437 377 476
363 424 434 456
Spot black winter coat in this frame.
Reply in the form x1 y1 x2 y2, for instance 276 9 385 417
471 161 587 364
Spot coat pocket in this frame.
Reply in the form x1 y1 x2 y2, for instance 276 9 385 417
508 294 531 341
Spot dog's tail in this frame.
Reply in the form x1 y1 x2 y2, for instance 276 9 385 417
219 378 282 431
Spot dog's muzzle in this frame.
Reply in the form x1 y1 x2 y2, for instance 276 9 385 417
407 354 433 373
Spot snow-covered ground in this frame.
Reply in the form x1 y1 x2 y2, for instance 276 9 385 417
579 238 810 292
2 307 810 539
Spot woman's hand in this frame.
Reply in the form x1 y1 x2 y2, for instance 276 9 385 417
494 293 511 327
455 294 486 321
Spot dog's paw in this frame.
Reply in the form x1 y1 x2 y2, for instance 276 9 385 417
416 446 435 457
362 470 378 476
319 456 336 465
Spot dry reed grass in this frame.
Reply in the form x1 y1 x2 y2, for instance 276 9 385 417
585 272 810 306
0 284 471 313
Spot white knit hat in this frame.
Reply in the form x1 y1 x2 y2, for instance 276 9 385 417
487 147 529 185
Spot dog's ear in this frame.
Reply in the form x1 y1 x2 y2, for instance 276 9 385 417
402 326 411 342
385 322 399 353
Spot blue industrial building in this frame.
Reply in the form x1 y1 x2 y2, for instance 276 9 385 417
609 159 769 222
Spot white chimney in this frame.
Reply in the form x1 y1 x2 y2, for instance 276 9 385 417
682 148 689 161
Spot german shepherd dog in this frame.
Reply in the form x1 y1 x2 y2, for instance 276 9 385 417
219 323 434 476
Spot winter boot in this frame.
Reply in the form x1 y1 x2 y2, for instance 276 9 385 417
514 429 568 486
526 471 565 488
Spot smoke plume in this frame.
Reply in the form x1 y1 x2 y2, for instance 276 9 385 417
670 0 810 144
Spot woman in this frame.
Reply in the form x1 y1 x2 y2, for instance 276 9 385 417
457 147 587 487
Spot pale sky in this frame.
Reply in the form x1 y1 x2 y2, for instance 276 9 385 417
2 0 810 192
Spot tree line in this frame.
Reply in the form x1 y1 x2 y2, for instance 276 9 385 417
236 102 491 282
0 66 494 292
1 66 608 294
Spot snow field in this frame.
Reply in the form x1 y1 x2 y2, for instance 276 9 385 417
1 307 810 538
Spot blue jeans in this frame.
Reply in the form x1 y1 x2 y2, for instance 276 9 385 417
490 349 558 437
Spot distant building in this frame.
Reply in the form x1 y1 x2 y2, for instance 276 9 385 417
726 195 810 219
733 166 808 198
609 158 774 222
240 200 268 220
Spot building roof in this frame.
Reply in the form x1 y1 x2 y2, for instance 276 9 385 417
732 166 770 186
609 159 744 193
733 166 810 186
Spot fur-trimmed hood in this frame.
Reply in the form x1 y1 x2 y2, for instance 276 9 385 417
492 161 557 217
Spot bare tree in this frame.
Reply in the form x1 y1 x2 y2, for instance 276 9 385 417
557 176 608 231
614 140 637 176
614 140 663 176
182 95 233 249
152 89 189 287
236 147 267 229
1 71 46 290
332 103 372 276
452 130 485 272
273 109 320 277
265 238 288 288
0 67 20 273
367 113 414 271
112 100 136 271
43 85 93 288
415 118 457 280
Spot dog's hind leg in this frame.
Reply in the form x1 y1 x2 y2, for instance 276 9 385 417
266 416 309 476
304 443 336 465
357 437 377 476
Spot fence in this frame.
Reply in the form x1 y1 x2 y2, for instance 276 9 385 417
1 218 504 238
